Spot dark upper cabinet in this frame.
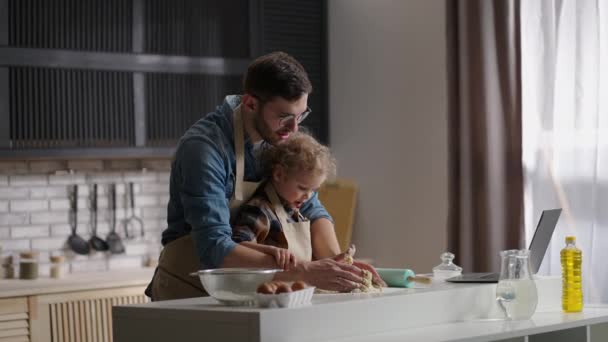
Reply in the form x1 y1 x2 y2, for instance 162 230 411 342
0 0 327 159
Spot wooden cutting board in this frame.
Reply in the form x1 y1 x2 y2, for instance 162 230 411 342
317 179 358 251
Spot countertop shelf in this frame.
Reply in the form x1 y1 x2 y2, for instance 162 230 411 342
0 268 154 298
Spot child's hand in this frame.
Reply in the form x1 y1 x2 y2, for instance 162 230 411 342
270 247 297 270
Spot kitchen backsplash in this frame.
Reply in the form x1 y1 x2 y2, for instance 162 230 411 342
0 159 171 277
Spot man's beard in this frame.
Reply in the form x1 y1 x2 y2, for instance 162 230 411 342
254 111 278 145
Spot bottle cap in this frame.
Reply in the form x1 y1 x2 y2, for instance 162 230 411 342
565 236 576 244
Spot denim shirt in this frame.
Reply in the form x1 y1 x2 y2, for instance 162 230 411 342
161 95 332 268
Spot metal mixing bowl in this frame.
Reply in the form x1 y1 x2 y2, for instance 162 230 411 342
193 268 282 306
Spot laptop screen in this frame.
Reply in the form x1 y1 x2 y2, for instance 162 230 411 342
528 209 562 274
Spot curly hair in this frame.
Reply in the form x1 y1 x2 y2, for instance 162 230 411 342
260 132 336 181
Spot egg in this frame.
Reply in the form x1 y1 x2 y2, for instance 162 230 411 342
291 281 307 291
256 282 276 294
275 283 292 294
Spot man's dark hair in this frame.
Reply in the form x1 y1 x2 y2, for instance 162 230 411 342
244 51 313 102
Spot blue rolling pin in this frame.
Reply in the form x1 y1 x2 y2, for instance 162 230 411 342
376 268 431 288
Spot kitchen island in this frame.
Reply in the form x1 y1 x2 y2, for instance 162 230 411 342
112 276 608 342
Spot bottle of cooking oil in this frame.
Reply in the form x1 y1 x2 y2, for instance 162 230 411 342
561 236 583 312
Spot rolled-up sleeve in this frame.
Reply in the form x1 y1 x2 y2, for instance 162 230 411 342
299 191 333 224
178 138 237 268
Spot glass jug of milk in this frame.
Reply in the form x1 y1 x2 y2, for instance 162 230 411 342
495 249 538 320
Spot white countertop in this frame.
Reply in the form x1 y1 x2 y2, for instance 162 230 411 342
114 276 597 342
0 268 154 298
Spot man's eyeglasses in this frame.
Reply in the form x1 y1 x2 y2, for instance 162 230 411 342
278 107 312 127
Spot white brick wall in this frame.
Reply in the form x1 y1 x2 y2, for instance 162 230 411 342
29 185 72 199
0 160 170 278
30 211 70 225
50 224 72 236
141 207 166 219
31 237 67 251
0 187 28 199
70 260 108 273
9 175 48 187
1 239 30 251
140 182 169 194
10 199 49 212
124 172 157 183
134 195 159 207
0 213 29 225
48 173 86 185
108 256 143 270
10 225 50 238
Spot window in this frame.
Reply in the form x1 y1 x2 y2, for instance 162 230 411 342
521 0 608 304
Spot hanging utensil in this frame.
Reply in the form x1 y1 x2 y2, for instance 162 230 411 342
88 184 109 251
67 184 90 255
106 183 125 254
123 182 145 239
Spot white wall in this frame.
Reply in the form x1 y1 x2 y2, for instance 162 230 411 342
328 0 448 272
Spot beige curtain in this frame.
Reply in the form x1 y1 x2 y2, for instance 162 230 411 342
446 0 524 273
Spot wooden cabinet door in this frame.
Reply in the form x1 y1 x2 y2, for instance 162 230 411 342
29 286 147 342
0 297 29 342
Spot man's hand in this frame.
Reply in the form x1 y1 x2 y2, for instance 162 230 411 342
333 246 386 287
352 260 387 287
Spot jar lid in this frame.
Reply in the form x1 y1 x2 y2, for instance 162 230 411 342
20 251 39 259
432 252 462 273
50 255 65 263
1 254 13 265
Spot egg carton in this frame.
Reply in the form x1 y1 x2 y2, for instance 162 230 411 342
255 286 315 308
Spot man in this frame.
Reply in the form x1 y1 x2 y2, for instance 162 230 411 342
147 52 384 301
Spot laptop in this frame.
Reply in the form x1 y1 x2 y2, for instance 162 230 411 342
446 208 562 283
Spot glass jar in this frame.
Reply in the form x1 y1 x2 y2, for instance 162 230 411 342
1 254 15 279
50 255 66 279
432 252 462 280
19 251 39 280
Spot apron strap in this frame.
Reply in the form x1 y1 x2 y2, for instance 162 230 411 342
264 182 313 262
233 105 246 201
264 182 292 227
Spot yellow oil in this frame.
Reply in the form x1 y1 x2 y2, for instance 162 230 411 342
561 236 583 312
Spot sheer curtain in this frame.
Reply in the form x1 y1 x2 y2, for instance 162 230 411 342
521 0 608 304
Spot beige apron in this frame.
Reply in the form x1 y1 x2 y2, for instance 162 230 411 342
264 183 313 262
150 105 261 301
